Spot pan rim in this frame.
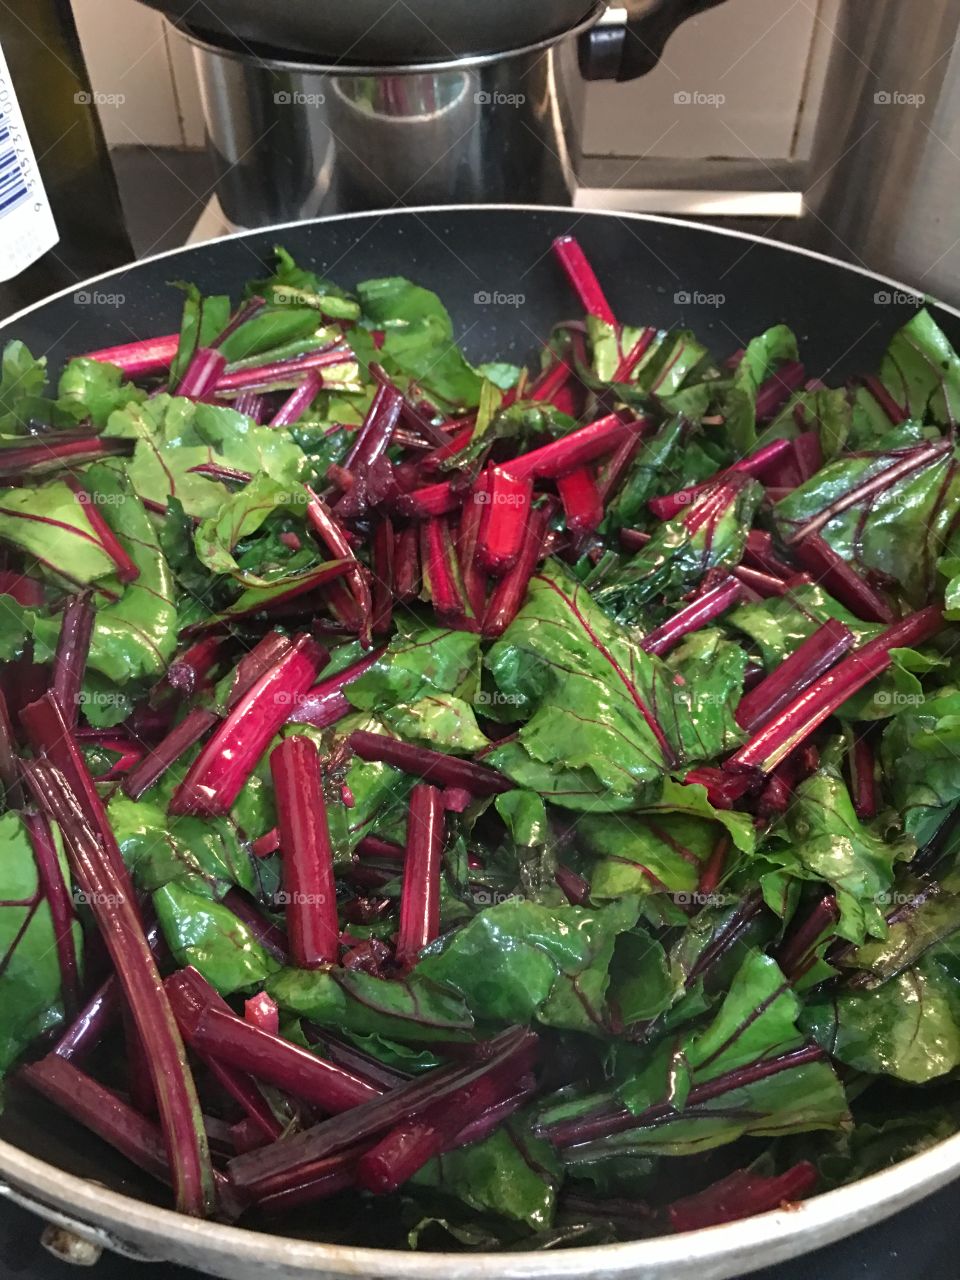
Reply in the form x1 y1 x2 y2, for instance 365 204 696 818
2 203 960 1273
2 204 958 333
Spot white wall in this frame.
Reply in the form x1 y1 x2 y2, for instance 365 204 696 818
71 0 203 147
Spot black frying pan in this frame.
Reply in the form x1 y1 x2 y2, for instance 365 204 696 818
3 207 957 384
1 207 960 1265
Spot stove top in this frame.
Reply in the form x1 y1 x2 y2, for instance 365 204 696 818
3 1178 958 1280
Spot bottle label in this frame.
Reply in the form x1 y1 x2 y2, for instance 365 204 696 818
0 41 59 283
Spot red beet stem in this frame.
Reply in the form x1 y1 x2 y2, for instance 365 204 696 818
165 968 283 1143
420 420 476 472
393 525 422 602
21 692 138 907
743 530 794 577
774 894 840 981
305 488 372 644
476 467 533 575
394 480 462 519
175 347 227 400
726 647 891 775
356 1054 535 1194
348 730 512 796
698 833 730 897
793 534 893 623
482 505 550 637
0 436 133 479
227 1027 536 1200
649 439 794 521
543 1045 825 1147
860 374 908 424
421 516 473 626
613 328 657 381
731 564 789 598
121 707 218 800
683 767 756 810
371 517 394 635
190 1005 382 1113
166 636 224 696
20 1055 171 1184
640 575 743 657
555 864 591 905
507 413 648 481
853 604 944 661
270 735 339 967
51 591 94 729
287 648 386 729
668 1161 817 1233
552 236 617 325
82 332 179 376
269 368 324 427
245 992 280 1037
788 441 951 544
215 344 353 392
170 635 328 816
754 360 806 422
343 376 403 471
22 809 81 1018
0 690 21 807
64 476 140 583
735 618 855 734
394 784 444 970
222 890 289 963
22 761 214 1216
529 357 575 405
557 466 603 536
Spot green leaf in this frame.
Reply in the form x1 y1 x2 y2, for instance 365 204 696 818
724 325 799 453
0 813 82 1073
153 882 280 995
0 341 48 434
0 479 119 585
167 283 231 388
347 619 481 710
267 967 473 1041
56 357 145 428
880 309 960 427
601 415 684 534
382 695 489 755
417 896 639 1033
356 276 482 409
588 476 763 623
881 685 960 844
773 432 958 603
802 944 960 1083
765 769 913 943
415 1121 560 1229
193 474 310 579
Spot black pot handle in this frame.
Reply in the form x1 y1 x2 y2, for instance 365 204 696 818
580 0 731 82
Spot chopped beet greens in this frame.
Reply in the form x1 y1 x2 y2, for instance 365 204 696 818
3 240 960 1250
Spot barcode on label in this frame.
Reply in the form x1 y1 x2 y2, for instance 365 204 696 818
0 104 29 219
0 40 58 285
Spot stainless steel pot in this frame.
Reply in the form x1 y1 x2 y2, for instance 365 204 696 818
185 14 600 227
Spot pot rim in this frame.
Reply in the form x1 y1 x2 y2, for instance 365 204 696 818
2 202 960 1273
178 2 604 76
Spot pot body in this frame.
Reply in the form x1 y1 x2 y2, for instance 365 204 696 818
186 19 595 229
